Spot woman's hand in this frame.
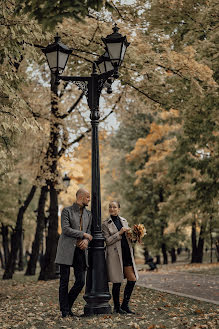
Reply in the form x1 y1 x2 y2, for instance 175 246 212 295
119 227 130 235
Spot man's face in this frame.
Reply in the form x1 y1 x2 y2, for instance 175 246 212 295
82 192 90 207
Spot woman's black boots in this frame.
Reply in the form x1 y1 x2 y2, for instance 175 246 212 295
121 281 136 314
112 283 127 314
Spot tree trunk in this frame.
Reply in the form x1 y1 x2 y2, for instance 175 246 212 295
0 248 4 269
1 224 10 267
161 243 168 264
3 185 37 279
38 76 60 281
143 247 149 264
215 238 219 262
196 224 206 263
170 247 176 263
191 220 198 263
191 220 206 263
18 231 24 271
38 183 59 280
156 255 161 264
25 185 48 276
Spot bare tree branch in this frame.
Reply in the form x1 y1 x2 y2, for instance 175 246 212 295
59 92 84 119
123 81 164 106
58 91 124 157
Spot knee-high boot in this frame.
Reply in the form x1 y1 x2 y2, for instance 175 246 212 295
121 281 136 314
112 283 127 314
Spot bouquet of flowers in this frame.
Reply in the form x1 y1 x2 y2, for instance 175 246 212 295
126 224 147 243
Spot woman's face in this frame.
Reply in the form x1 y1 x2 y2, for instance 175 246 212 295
109 202 120 216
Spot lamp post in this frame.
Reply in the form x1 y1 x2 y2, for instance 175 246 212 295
42 24 129 315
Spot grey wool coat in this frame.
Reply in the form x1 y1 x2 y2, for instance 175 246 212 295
102 216 139 283
55 203 92 266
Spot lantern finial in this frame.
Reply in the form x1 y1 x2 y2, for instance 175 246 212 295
113 23 119 34
55 33 60 43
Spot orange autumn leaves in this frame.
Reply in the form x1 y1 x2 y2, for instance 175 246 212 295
126 109 180 184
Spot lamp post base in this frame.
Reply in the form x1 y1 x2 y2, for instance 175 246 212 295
83 233 112 315
84 297 111 316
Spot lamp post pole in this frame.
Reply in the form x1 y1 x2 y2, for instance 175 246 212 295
42 25 129 315
84 66 111 315
58 65 114 314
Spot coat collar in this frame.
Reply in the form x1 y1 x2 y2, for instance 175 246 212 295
72 202 85 212
107 216 125 224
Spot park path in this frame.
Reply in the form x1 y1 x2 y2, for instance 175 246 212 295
137 268 219 305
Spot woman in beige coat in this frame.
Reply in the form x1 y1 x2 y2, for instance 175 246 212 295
102 201 138 314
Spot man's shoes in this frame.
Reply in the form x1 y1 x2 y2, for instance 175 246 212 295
113 307 127 314
120 305 135 314
61 312 69 318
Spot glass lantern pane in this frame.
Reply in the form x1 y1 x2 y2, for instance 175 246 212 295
106 61 114 71
107 43 122 64
98 61 105 74
58 52 69 71
46 51 58 72
120 43 127 62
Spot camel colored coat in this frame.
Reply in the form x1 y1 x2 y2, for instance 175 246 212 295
102 216 139 283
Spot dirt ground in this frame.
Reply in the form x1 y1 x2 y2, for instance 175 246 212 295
0 263 219 329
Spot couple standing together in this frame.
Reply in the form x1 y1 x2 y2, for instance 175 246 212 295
55 188 138 318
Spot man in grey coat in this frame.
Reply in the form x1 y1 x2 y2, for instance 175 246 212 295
55 188 92 317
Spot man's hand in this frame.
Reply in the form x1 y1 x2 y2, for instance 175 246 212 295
77 239 89 250
83 233 93 241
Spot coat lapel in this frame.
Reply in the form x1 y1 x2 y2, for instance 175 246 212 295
69 203 89 232
106 216 128 234
107 217 118 234
82 208 89 232
120 217 128 228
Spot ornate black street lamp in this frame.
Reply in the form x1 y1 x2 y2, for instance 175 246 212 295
42 24 129 315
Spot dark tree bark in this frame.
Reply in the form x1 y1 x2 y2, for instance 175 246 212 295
38 183 59 280
0 249 4 269
161 243 168 264
3 185 37 279
191 220 206 263
25 185 48 275
1 224 10 267
215 238 219 262
170 247 177 263
18 230 24 271
196 224 206 263
38 76 59 281
156 255 161 264
143 248 149 264
191 220 197 263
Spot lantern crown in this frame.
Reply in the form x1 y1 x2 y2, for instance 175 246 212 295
101 24 130 67
42 33 72 74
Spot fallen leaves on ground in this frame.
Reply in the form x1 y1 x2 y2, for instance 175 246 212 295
0 269 218 329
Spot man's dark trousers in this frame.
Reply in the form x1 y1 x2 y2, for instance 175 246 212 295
59 247 86 314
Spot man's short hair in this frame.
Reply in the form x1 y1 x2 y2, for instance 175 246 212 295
76 188 87 199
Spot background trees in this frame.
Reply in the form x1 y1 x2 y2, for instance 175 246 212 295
1 0 218 278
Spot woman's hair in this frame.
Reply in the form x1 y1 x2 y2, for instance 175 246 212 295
109 200 120 208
